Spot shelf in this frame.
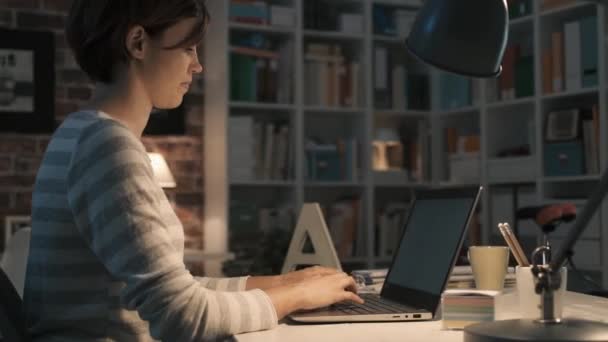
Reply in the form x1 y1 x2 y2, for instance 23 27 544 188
374 109 429 118
542 87 599 101
373 35 405 44
542 175 601 183
487 179 536 186
230 180 295 187
303 29 364 41
372 0 422 7
305 181 365 188
540 1 596 18
229 22 295 35
486 97 535 110
510 15 533 27
230 102 296 111
304 106 366 114
374 181 430 188
439 105 480 117
435 182 482 189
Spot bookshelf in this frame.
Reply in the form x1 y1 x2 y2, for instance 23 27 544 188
475 0 608 293
204 0 608 290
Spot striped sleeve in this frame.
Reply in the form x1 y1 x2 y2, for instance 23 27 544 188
195 276 249 291
65 120 277 340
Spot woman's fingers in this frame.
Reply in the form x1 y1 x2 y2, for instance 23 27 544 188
343 291 365 304
335 273 363 303
336 272 359 292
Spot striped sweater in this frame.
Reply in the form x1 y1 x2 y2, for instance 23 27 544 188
24 110 277 341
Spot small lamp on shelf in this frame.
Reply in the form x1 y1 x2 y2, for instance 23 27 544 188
148 152 177 189
372 128 403 171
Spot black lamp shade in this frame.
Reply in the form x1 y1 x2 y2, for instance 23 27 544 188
405 0 509 78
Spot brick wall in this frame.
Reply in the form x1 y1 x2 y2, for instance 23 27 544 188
0 1 206 264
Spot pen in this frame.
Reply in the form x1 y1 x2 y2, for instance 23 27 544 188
503 223 530 266
498 223 524 266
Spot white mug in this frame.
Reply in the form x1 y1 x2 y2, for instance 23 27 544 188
516 265 568 320
468 246 510 291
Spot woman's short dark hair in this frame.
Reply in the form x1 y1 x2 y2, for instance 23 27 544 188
66 0 210 84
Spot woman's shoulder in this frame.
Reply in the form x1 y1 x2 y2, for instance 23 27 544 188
57 110 145 155
60 110 136 140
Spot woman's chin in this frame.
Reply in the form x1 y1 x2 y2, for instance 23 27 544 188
154 97 183 110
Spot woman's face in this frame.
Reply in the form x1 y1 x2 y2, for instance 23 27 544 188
139 17 204 109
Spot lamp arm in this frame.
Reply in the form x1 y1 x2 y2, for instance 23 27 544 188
550 168 608 270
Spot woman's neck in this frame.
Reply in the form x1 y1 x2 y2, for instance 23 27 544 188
85 75 152 137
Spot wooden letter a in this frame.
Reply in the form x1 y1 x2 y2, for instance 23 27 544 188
281 203 342 274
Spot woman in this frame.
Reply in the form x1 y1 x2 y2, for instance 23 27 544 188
23 0 363 341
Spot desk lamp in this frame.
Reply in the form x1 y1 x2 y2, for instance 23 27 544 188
148 152 177 188
405 0 608 341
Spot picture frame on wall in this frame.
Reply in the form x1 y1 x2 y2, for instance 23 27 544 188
143 104 186 135
0 28 55 133
2 215 31 255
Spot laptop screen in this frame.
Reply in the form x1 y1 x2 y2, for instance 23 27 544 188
382 187 481 310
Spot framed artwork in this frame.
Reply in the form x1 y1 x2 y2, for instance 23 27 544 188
143 104 186 135
0 28 55 133
545 109 580 142
3 215 31 254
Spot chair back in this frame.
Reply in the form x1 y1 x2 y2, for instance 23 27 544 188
0 266 30 341
0 227 31 297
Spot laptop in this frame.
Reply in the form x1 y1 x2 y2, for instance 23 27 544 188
288 186 482 323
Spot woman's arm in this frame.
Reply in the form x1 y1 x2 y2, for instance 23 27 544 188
66 119 278 340
245 266 340 290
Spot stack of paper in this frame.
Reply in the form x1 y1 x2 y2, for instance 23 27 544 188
441 289 500 330
447 266 516 290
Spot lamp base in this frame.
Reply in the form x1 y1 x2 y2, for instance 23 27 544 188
464 319 608 342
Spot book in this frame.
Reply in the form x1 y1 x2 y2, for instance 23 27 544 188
542 48 553 94
580 15 598 88
552 31 564 92
564 20 582 91
441 289 501 330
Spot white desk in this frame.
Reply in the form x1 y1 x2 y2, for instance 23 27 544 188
236 292 608 342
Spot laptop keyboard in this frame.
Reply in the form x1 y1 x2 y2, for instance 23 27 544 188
330 293 418 315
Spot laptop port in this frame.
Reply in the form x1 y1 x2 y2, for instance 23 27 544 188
392 315 400 318
413 314 421 318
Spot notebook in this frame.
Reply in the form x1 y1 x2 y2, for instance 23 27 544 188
288 186 483 323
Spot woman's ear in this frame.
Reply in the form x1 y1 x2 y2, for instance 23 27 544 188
125 25 147 60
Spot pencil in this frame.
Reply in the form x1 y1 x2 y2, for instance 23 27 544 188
498 223 524 266
503 223 530 266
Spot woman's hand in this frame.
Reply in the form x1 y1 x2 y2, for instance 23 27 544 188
294 272 364 311
280 265 340 286
265 272 364 319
